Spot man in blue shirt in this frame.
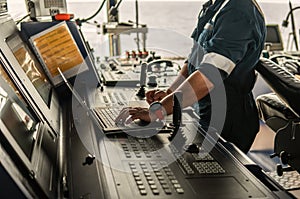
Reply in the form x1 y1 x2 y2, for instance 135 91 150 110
116 0 266 153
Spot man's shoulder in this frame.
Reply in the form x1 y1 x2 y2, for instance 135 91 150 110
225 0 259 11
227 0 255 7
225 0 263 19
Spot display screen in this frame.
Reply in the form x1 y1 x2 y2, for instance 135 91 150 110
29 22 86 85
6 33 52 107
265 24 284 51
0 58 38 160
34 0 67 16
266 25 281 43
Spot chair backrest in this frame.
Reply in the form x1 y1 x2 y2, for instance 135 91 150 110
255 58 300 117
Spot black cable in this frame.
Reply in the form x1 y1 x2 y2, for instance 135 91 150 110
78 0 107 24
289 0 298 50
283 6 300 25
282 2 300 50
15 14 30 25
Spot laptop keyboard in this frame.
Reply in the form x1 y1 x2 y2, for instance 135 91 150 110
94 107 122 128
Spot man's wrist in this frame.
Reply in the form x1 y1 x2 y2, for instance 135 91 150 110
149 101 165 120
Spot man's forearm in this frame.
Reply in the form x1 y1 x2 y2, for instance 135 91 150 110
161 70 214 115
166 62 189 94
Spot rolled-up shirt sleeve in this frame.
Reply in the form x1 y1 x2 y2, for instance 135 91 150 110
196 8 255 84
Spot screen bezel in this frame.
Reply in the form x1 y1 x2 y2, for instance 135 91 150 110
0 17 60 135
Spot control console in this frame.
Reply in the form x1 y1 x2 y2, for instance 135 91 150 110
102 124 284 199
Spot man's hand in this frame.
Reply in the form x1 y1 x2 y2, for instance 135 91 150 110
145 89 169 104
114 107 154 125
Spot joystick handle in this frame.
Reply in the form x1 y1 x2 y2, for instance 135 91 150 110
172 91 183 128
136 62 148 98
169 91 183 141
140 62 147 86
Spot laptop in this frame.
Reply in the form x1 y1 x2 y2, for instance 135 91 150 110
57 68 165 135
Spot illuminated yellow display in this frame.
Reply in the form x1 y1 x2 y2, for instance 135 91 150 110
32 23 84 77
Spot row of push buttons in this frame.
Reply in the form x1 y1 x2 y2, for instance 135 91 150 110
192 151 214 161
192 162 225 174
169 144 226 175
150 161 184 194
129 161 184 196
121 137 161 159
267 170 300 190
169 145 195 175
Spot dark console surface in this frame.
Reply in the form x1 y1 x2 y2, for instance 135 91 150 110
98 125 288 199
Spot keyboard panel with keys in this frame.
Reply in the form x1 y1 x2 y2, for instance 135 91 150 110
266 170 300 190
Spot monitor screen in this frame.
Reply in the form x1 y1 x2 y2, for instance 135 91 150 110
29 0 67 17
6 33 52 107
28 22 87 85
0 0 7 15
0 58 38 160
265 24 284 51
